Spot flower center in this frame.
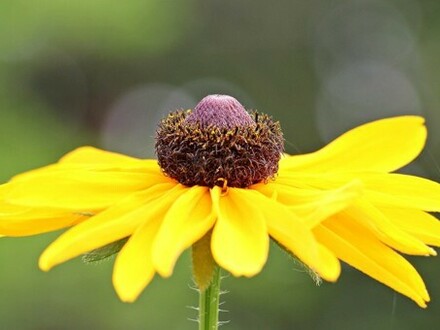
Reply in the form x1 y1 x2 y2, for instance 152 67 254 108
155 94 284 188
185 94 255 129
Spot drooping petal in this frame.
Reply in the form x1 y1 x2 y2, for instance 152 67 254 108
280 116 426 173
275 171 356 190
0 203 87 236
315 243 341 282
210 187 269 277
39 182 182 271
346 200 435 256
254 180 362 229
380 207 440 247
314 215 430 308
152 186 215 277
275 170 440 213
245 189 341 281
293 181 363 229
5 169 169 210
361 173 440 212
112 215 163 302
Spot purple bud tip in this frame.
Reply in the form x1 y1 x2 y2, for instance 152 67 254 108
184 94 254 129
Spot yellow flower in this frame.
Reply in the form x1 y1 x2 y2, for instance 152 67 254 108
0 95 439 308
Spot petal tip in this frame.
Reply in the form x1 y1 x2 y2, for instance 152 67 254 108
114 288 138 303
151 247 175 278
38 256 52 272
112 273 145 303
316 258 341 283
154 265 173 278
218 260 264 278
417 299 428 309
320 268 341 283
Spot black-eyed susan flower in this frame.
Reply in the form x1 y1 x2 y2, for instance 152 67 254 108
0 95 439 311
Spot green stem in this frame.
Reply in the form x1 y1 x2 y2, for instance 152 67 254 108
199 266 221 330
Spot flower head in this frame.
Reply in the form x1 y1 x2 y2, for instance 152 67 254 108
1 95 440 308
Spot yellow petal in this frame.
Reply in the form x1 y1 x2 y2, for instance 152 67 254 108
274 171 357 190
295 181 362 229
275 170 440 212
380 207 440 247
152 186 215 277
210 187 269 277
11 147 160 182
112 215 163 302
39 182 181 271
280 116 426 173
315 243 341 282
346 200 435 256
59 146 143 164
314 215 430 308
5 169 168 210
0 181 10 197
252 179 356 205
362 173 440 212
246 189 341 281
254 180 362 229
8 165 59 182
58 146 159 171
0 204 87 236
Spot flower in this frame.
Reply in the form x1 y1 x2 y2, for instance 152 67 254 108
1 95 440 308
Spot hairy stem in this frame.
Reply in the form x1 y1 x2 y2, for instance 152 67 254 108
199 266 221 330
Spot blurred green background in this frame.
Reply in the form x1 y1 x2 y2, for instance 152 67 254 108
2 1 440 329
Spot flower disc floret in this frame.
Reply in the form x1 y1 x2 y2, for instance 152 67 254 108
155 96 284 188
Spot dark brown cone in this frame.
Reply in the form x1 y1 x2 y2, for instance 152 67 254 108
155 95 284 188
